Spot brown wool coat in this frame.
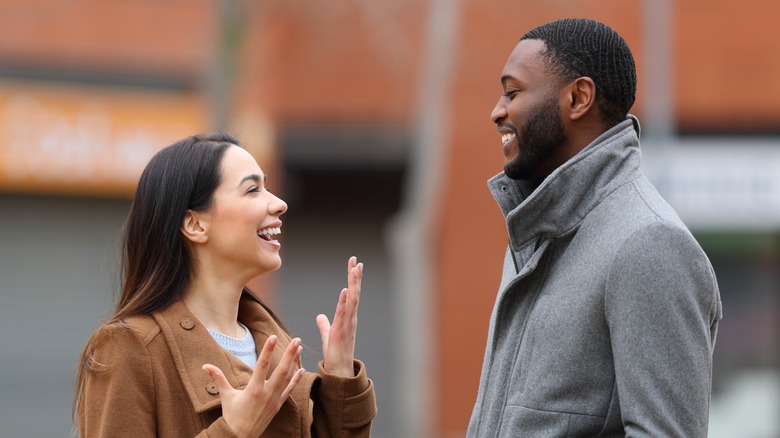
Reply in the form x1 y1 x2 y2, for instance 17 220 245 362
78 295 377 437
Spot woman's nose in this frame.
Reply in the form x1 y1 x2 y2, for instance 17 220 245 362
270 193 288 216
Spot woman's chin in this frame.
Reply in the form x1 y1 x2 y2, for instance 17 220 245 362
253 257 282 276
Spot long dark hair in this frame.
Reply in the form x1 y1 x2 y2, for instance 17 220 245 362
73 132 286 422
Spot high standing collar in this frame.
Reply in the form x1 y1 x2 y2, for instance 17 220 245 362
488 116 643 251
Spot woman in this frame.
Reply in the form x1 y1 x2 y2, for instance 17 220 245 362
74 133 376 437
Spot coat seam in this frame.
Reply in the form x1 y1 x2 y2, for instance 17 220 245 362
501 404 608 420
124 323 158 432
495 239 555 436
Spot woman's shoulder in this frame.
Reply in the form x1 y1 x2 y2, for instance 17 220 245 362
80 317 158 401
89 315 161 360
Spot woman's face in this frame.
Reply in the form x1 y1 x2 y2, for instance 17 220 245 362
201 145 288 278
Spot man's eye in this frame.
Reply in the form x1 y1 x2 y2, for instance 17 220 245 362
503 90 519 99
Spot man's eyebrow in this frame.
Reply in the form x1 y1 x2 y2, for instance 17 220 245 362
238 173 266 187
501 74 519 87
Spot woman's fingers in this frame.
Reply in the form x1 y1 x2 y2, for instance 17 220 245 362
203 338 305 438
316 257 364 377
332 257 362 332
267 338 302 393
280 368 305 401
247 335 278 388
346 257 357 290
335 287 348 322
341 262 362 327
350 263 363 312
316 313 331 354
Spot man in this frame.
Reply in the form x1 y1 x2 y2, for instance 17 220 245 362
467 18 722 437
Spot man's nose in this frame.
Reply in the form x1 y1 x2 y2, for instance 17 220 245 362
490 96 507 123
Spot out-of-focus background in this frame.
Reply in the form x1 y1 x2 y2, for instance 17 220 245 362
0 0 778 437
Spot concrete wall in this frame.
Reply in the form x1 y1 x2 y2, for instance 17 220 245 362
0 194 129 437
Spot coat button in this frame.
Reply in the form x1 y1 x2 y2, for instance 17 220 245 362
206 382 219 395
180 318 195 330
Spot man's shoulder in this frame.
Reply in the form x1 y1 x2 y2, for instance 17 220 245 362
578 175 705 265
592 175 687 232
608 211 712 281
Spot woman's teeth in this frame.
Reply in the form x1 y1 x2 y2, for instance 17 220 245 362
257 227 281 238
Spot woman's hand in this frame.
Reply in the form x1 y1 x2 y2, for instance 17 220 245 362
202 336 304 438
316 256 363 378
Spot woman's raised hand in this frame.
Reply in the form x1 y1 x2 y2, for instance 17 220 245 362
202 336 304 438
316 256 363 378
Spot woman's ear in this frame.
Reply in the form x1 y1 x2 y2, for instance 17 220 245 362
181 210 209 244
567 77 596 121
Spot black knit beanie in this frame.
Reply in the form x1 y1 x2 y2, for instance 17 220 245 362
521 18 636 127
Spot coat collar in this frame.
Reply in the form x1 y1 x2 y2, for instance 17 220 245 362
152 294 291 414
488 116 643 251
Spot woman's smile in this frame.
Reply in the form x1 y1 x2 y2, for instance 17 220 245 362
257 224 282 248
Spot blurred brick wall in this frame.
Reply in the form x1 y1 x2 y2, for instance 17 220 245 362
676 0 780 130
0 0 215 75
2 1 779 436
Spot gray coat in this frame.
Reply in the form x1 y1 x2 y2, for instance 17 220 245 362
467 117 722 437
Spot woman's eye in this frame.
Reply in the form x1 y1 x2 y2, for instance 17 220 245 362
247 186 260 193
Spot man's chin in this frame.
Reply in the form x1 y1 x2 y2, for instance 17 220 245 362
504 160 533 180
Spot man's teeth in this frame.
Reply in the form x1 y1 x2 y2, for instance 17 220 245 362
501 133 516 144
257 227 281 237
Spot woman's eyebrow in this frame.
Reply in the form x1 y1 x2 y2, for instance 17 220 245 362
237 173 265 187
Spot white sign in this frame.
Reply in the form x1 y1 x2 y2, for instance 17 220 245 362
643 138 780 231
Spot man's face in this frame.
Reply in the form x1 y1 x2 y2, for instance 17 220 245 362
491 39 567 180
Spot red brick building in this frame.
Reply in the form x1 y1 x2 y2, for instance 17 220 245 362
1 1 778 436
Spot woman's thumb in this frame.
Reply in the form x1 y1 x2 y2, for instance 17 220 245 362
316 314 331 342
202 364 232 394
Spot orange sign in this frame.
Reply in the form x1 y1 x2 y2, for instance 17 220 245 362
0 79 209 197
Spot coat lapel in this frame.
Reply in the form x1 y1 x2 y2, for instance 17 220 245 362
152 296 310 415
153 300 253 413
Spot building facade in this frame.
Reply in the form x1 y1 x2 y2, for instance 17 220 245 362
0 0 778 436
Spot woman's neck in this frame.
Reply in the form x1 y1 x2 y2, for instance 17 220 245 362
182 273 246 338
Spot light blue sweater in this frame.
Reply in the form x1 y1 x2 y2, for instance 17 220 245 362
207 322 258 369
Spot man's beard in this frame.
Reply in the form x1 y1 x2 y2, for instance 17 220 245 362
504 96 566 180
